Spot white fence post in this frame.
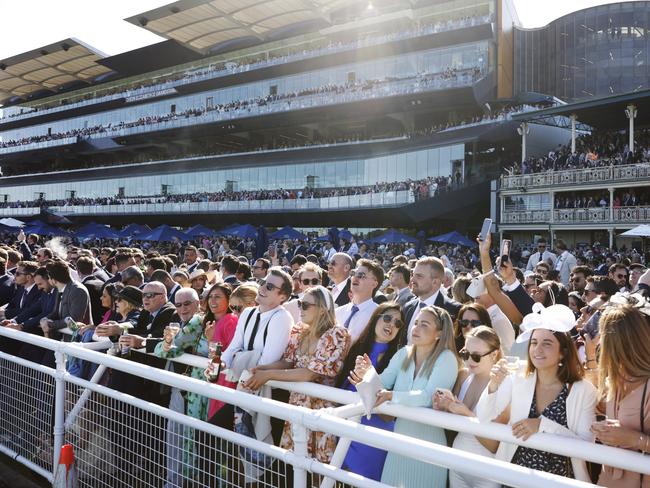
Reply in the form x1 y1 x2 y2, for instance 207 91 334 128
51 350 66 475
293 423 309 488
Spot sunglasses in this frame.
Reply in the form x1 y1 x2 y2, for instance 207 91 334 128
458 319 482 328
297 300 317 311
143 292 164 299
352 270 369 280
230 305 244 313
260 280 280 292
301 278 320 286
175 300 194 308
379 314 403 328
615 273 628 279
459 349 494 363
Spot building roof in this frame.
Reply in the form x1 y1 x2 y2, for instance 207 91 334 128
511 88 650 130
0 39 112 105
125 0 352 54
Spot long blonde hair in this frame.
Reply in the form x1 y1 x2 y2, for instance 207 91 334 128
598 305 650 401
402 305 460 377
301 286 337 345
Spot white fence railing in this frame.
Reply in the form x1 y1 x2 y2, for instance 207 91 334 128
0 326 647 488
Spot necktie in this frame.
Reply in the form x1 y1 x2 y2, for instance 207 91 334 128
344 305 359 328
19 289 26 308
419 301 427 308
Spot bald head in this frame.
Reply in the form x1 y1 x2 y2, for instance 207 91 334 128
174 288 200 322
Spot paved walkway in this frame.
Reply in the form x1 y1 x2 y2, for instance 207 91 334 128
0 453 49 488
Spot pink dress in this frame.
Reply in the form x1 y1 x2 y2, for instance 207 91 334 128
206 313 239 419
598 379 650 488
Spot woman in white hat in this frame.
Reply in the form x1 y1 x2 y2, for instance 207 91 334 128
476 303 597 482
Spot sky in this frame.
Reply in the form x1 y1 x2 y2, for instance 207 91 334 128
0 0 627 60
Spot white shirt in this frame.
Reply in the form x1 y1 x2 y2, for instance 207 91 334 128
487 304 515 354
335 298 377 343
526 250 557 271
324 247 336 262
283 293 304 324
407 290 440 343
222 305 293 368
330 278 349 303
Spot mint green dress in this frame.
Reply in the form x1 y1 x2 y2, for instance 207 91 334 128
379 347 459 488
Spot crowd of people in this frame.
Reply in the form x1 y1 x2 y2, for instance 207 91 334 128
0 66 485 151
0 224 648 487
0 175 457 210
0 13 493 121
503 128 650 176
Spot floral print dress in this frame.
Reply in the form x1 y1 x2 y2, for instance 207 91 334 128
280 324 351 463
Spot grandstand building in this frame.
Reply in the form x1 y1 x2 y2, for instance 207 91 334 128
0 0 567 231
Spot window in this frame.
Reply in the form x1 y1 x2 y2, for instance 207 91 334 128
65 190 76 199
170 104 176 114
269 85 278 96
225 180 238 192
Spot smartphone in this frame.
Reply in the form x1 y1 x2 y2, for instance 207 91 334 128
478 218 493 242
500 239 511 264
595 414 606 422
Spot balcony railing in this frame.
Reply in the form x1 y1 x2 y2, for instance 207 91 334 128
499 163 650 191
501 206 650 224
0 191 415 217
0 136 78 155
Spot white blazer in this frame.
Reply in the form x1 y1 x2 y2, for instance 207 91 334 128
476 369 597 482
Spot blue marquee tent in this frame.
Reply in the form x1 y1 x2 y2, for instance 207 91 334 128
269 226 307 241
369 229 417 244
428 231 477 247
184 224 218 238
138 225 187 242
226 224 258 239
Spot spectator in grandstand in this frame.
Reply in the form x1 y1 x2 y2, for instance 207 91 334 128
477 304 597 482
554 240 577 287
76 256 105 325
450 274 473 305
526 238 557 272
337 302 403 481
335 259 383 343
283 262 323 323
4 260 42 320
433 326 504 488
569 265 592 294
349 305 459 488
386 264 414 307
98 282 120 323
327 252 353 307
592 304 650 487
244 286 350 472
252 258 270 283
453 303 492 353
609 263 630 293
531 281 569 308
220 255 241 288
567 292 586 317
403 257 461 344
226 283 258 318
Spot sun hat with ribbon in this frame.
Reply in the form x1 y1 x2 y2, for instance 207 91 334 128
516 302 576 343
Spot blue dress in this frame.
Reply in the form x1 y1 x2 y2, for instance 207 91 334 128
379 347 458 488
342 341 395 481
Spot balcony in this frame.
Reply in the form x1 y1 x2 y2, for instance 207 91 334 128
500 206 650 225
499 163 650 191
0 191 415 218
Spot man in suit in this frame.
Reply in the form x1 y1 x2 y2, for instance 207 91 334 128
102 252 135 288
6 249 22 276
4 260 43 320
387 264 414 307
150 269 182 303
526 238 557 271
0 257 17 307
335 259 383 343
402 256 461 344
327 252 354 307
220 254 241 287
16 230 35 261
252 258 270 283
184 245 200 274
40 260 92 338
553 239 577 287
76 256 106 325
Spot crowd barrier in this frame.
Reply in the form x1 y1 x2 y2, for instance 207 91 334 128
0 326 647 487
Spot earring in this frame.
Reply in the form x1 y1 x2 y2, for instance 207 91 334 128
558 361 563 367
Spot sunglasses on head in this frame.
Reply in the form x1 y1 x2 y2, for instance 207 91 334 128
230 304 244 313
459 349 494 363
458 319 482 328
301 278 320 286
297 300 317 311
379 314 403 328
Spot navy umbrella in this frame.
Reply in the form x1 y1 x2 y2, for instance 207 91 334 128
118 224 151 238
76 224 120 240
269 226 307 241
416 230 426 256
369 229 417 245
428 231 477 247
184 224 218 239
327 227 340 250
227 224 258 239
255 226 269 259
138 225 188 242
24 221 71 237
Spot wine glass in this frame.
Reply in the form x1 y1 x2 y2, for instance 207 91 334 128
504 356 520 373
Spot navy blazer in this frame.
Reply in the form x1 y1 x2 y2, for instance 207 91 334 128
504 282 535 317
5 284 43 320
0 273 16 307
22 290 58 334
333 278 352 307
402 291 462 332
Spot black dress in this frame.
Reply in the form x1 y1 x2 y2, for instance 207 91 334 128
511 383 574 478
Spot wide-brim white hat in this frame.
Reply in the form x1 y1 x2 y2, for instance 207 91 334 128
516 303 576 343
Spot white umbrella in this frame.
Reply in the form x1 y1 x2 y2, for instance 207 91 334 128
620 224 650 237
0 217 24 227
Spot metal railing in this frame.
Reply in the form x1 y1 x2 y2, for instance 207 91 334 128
499 163 650 191
501 206 650 224
1 326 648 488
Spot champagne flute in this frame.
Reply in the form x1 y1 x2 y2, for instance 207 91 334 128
504 356 520 373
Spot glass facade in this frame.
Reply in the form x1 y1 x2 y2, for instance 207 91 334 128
503 193 551 211
0 42 489 142
514 2 650 101
0 144 465 202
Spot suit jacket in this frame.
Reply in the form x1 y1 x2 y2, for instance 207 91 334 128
93 267 109 282
0 273 16 307
504 282 534 317
133 302 177 339
333 278 352 307
81 276 105 326
402 292 462 331
168 283 181 303
389 287 415 308
224 275 241 288
21 290 57 333
48 280 93 330
555 251 577 286
5 284 43 320
18 241 33 261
